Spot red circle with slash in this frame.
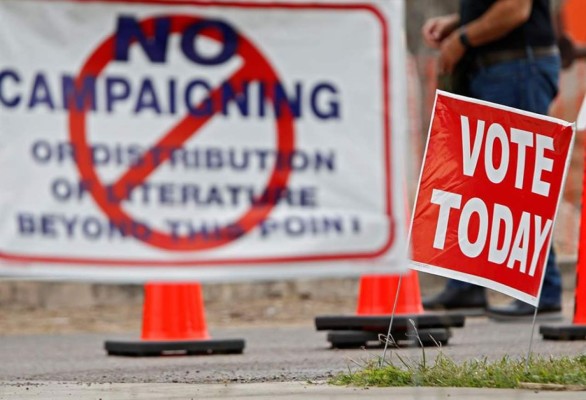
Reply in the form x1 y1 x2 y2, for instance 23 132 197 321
69 15 295 251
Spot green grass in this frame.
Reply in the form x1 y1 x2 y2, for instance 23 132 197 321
330 352 586 389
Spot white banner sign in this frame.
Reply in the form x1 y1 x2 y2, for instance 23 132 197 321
0 0 409 282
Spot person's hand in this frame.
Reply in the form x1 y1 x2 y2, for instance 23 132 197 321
422 14 460 49
437 30 466 75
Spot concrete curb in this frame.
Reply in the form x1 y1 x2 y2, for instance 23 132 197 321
1 381 585 400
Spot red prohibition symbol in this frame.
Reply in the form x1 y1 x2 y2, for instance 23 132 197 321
69 15 295 251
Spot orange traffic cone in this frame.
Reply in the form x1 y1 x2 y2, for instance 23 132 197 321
574 266 586 325
572 159 586 327
315 271 465 348
540 148 586 339
356 271 424 315
141 283 210 341
105 282 245 356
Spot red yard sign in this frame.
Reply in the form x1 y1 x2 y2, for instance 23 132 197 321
409 91 575 305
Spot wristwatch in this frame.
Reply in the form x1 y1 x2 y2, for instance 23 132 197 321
459 28 473 49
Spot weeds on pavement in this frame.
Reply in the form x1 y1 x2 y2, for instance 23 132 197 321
331 323 586 389
332 352 586 389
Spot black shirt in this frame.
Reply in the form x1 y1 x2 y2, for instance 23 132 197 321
459 0 555 55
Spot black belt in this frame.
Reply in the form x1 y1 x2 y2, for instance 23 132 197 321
474 45 559 68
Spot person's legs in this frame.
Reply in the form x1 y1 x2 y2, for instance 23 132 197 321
446 279 473 290
422 280 486 310
525 55 563 309
517 54 562 309
422 59 521 311
539 246 562 307
472 53 562 317
423 54 563 315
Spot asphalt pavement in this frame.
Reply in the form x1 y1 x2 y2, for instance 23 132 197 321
1 313 586 398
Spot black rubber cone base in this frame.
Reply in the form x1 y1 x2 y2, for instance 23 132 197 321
315 313 465 332
540 325 586 341
327 327 451 349
104 338 245 357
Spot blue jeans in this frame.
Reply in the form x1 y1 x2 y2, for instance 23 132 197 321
447 52 562 307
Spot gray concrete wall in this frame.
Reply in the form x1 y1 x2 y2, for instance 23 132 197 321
0 257 575 309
